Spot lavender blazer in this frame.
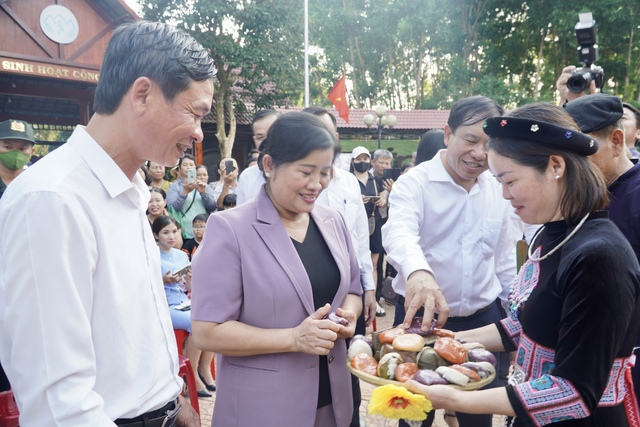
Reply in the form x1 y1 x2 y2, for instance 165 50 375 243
191 188 362 427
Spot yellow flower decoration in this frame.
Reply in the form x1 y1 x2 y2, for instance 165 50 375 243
368 384 433 421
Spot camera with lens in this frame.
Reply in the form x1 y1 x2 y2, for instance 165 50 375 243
567 12 604 93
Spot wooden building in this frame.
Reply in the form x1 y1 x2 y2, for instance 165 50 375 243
0 0 138 145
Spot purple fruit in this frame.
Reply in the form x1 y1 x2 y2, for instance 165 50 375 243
404 317 437 336
326 312 350 326
467 348 497 366
461 362 490 379
413 369 448 385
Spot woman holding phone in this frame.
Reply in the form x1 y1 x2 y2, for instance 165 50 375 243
166 154 216 239
209 157 238 210
152 215 216 397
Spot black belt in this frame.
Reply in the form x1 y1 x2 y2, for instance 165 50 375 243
114 398 181 427
446 303 493 323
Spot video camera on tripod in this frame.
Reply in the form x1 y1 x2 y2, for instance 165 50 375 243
567 12 604 93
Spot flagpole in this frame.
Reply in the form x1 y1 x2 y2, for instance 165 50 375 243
304 0 309 107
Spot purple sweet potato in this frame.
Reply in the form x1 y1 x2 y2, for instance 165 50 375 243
326 312 350 326
404 317 437 336
467 348 497 366
413 369 448 386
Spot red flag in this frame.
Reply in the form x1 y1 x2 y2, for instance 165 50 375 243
328 76 349 123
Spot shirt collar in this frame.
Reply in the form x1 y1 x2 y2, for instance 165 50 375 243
428 150 488 194
68 126 146 201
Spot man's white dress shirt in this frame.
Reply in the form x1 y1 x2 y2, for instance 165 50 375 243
235 164 264 205
0 127 182 425
382 151 523 317
318 168 375 292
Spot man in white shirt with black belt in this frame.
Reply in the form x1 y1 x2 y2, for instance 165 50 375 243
0 21 215 426
383 96 523 427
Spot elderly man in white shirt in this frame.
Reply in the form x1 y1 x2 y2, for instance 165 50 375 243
382 96 523 427
0 21 214 427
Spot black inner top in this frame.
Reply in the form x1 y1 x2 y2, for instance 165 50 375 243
291 217 340 408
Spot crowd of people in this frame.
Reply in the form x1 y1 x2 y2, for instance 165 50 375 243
0 17 640 427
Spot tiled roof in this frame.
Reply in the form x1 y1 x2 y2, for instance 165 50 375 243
204 106 450 130
203 106 255 126
277 107 449 130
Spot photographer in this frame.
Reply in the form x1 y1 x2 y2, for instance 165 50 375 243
556 65 598 105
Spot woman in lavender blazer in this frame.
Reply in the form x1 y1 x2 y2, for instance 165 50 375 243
191 112 362 427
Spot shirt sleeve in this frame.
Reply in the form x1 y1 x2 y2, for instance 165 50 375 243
347 176 375 292
199 184 217 212
235 172 249 206
493 208 523 302
166 180 187 210
382 173 434 295
0 192 115 426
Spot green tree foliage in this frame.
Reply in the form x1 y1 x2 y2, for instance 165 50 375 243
137 0 305 157
309 0 640 109
135 0 640 154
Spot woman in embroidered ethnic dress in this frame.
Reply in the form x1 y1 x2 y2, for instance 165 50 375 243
406 103 640 426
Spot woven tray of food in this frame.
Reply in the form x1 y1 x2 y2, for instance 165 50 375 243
348 318 496 391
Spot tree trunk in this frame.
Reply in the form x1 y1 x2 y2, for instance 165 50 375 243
533 28 548 100
414 34 425 110
214 65 235 160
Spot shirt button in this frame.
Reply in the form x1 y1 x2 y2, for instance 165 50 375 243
328 355 335 364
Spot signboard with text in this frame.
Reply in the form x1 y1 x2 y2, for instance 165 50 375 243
0 57 99 84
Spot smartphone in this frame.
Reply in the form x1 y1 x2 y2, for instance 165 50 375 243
367 196 381 201
175 300 191 311
187 169 197 183
383 167 402 181
173 264 191 277
225 160 235 174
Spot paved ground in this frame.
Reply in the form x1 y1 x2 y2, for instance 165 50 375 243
195 298 506 426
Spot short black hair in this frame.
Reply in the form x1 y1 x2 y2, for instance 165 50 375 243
448 96 503 132
222 193 237 207
302 106 340 152
178 153 196 167
302 106 337 129
192 213 208 224
94 21 215 114
251 109 281 128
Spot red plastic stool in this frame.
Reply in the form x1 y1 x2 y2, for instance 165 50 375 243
177 355 200 416
174 329 216 380
174 329 189 357
0 390 19 427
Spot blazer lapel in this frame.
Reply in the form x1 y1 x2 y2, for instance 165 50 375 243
252 189 316 315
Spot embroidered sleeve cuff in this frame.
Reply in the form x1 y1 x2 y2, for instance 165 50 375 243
510 375 590 426
498 316 521 351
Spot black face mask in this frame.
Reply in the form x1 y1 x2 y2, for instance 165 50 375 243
353 162 370 173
